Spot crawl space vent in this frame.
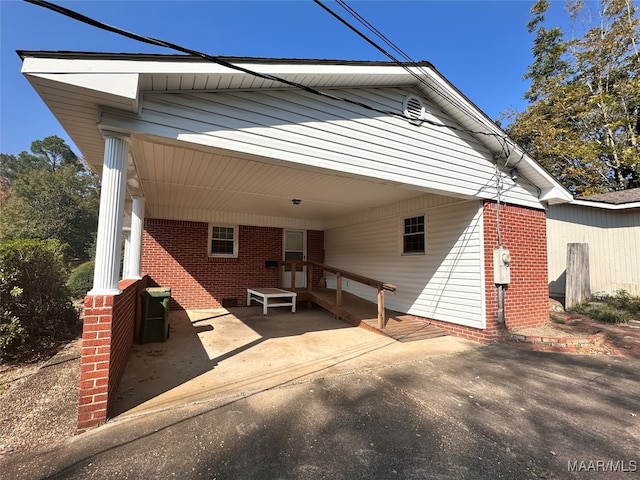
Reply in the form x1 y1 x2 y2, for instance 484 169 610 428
403 95 425 123
222 297 238 308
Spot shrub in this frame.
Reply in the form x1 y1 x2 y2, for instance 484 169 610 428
67 259 95 299
571 290 639 324
585 305 632 324
0 239 80 361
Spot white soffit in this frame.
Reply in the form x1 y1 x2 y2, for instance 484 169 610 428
29 72 139 101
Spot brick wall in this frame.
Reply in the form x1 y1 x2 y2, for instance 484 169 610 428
78 277 147 433
142 219 325 310
483 201 549 332
411 201 549 343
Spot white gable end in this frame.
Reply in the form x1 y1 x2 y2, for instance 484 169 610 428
100 87 543 208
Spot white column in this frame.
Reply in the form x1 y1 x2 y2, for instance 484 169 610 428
124 196 145 279
89 133 129 295
122 228 132 280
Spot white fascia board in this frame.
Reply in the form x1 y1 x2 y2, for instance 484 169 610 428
570 199 640 210
21 56 411 80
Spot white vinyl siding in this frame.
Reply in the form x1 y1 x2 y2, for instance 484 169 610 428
324 196 485 329
130 88 542 209
547 204 640 296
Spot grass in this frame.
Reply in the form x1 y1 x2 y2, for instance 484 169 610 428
570 290 640 324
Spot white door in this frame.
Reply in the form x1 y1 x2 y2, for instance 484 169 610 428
283 229 306 288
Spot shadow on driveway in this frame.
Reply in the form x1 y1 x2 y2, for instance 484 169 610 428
3 344 638 480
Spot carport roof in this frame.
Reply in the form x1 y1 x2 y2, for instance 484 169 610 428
18 51 572 213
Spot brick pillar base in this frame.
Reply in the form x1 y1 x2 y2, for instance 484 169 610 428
77 277 145 434
77 295 114 433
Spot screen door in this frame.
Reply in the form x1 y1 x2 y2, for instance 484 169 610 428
283 229 306 288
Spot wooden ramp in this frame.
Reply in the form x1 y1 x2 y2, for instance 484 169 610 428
296 288 447 343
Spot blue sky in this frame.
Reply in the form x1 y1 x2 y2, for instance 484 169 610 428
1 0 577 156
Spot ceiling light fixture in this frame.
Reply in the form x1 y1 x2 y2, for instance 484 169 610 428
291 198 302 205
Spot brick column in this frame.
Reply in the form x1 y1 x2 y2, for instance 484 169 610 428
78 295 114 433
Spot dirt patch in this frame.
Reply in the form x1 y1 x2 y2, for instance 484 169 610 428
0 338 81 455
507 299 640 357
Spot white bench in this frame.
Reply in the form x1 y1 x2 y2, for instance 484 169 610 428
247 288 297 315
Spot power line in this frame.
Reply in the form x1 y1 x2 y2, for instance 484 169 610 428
320 0 515 159
27 0 516 160
25 0 408 122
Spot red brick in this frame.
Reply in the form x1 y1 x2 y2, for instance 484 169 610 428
141 221 324 310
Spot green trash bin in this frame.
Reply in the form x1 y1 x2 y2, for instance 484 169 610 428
141 287 171 343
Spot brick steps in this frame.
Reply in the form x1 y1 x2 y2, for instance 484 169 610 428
502 330 605 353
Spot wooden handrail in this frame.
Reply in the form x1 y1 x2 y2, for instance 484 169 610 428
304 261 396 292
278 260 396 328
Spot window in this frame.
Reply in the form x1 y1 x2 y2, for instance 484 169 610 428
403 215 425 254
209 225 238 257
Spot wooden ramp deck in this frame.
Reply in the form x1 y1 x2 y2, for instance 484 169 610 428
295 288 447 343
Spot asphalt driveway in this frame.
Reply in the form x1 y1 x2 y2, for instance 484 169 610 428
2 341 638 479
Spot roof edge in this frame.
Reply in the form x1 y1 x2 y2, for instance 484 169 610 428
571 199 640 210
17 50 436 68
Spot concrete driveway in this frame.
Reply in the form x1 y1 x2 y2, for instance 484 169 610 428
2 308 639 479
111 307 473 418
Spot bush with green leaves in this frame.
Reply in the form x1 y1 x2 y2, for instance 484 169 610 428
67 259 95 299
0 239 80 361
571 290 640 324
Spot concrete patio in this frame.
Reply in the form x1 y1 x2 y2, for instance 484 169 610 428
111 306 478 419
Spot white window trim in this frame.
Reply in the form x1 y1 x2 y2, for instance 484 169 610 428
399 212 426 256
208 224 239 258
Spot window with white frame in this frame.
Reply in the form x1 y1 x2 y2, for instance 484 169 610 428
208 224 238 257
402 215 425 254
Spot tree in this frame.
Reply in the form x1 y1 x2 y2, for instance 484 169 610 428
0 137 100 261
0 136 77 183
507 0 640 195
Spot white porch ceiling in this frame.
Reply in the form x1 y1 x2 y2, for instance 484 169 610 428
130 136 428 224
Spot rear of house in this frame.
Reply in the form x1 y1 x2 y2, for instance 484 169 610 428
19 52 572 431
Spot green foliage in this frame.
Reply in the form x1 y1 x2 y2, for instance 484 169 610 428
506 0 640 195
0 136 79 183
0 239 80 361
570 290 640 324
0 137 100 261
67 260 95 299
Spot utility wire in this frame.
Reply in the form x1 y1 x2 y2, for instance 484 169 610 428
27 0 531 183
322 0 516 159
25 0 409 123
27 0 515 149
316 0 537 205
335 0 489 124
